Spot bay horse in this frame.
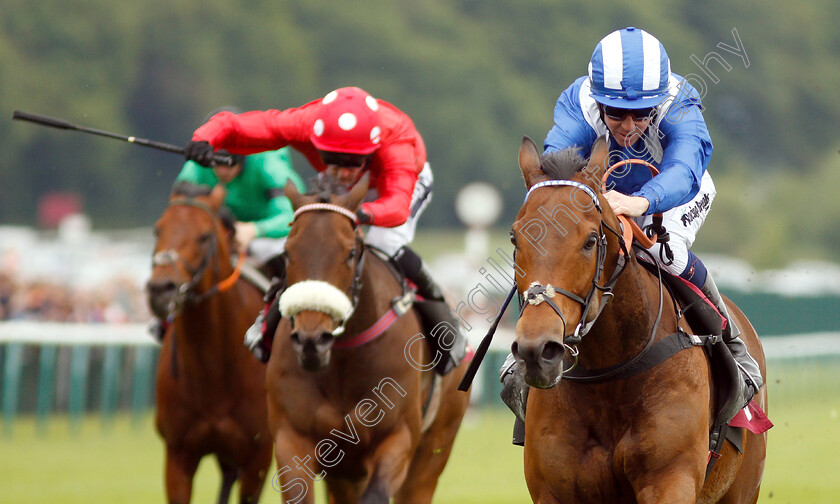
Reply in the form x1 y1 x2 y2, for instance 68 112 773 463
147 183 272 504
509 136 768 503
266 176 470 504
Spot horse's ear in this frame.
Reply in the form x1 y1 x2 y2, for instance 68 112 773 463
342 172 370 211
284 180 304 209
519 136 545 189
209 184 226 209
583 135 610 189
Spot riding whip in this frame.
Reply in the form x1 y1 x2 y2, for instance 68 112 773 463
12 110 234 166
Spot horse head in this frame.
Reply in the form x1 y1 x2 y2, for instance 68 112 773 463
146 183 234 320
280 175 370 372
510 136 625 388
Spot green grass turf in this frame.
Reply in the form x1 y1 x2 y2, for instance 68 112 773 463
0 408 529 503
1 358 838 503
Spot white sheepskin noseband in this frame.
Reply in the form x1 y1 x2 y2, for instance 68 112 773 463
279 280 353 321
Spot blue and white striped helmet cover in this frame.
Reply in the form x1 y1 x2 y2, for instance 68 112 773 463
588 27 670 106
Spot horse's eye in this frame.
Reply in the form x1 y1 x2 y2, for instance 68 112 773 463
346 249 357 264
509 230 517 247
199 232 213 243
584 234 598 250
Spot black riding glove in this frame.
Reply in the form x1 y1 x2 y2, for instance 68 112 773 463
184 140 215 167
356 208 373 225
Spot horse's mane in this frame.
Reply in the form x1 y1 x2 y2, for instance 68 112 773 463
308 175 351 202
541 147 587 180
169 181 235 231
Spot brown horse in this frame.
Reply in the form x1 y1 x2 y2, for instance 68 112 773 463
147 183 272 504
266 177 470 504
509 136 768 503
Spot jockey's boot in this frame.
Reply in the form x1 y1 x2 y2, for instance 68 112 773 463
260 253 288 282
395 246 467 375
244 275 286 363
499 352 528 446
701 273 764 414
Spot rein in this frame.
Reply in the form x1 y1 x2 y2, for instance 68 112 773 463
604 159 673 264
152 197 245 315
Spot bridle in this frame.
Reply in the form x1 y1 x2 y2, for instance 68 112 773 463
151 197 244 316
520 179 629 349
517 162 669 381
287 202 366 336
458 162 670 391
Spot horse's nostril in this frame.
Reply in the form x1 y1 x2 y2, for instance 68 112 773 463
290 332 302 346
148 281 177 296
510 341 520 359
541 341 564 363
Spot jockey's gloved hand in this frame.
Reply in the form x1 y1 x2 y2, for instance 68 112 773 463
356 208 372 225
184 140 215 167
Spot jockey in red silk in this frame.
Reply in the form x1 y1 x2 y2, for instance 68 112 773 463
184 87 465 374
188 88 426 228
500 28 762 436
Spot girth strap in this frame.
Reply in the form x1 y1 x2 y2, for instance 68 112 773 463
563 330 720 383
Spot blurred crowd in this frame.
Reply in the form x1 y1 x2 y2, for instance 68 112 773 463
0 272 149 323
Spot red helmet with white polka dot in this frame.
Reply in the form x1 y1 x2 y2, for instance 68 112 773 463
310 87 382 155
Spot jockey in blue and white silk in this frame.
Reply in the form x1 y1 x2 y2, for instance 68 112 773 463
538 26 762 410
545 27 716 279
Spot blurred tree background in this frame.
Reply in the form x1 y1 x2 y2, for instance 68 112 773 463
2 0 839 268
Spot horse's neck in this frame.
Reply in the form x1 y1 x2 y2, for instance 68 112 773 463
353 251 401 323
175 279 252 357
580 259 674 368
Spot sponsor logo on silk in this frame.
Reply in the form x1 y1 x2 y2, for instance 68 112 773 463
680 193 711 227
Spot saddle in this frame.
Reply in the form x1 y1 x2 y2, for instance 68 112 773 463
637 261 745 470
239 257 272 293
617 211 748 471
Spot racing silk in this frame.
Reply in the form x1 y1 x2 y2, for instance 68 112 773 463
175 149 305 238
544 73 713 214
192 99 427 228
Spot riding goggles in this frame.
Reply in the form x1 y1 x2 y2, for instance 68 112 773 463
318 150 371 169
602 105 655 122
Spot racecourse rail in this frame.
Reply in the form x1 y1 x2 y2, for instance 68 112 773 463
1 321 839 435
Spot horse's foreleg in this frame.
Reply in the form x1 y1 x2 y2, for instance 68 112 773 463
393 379 469 504
272 432 318 504
236 443 273 504
633 466 704 504
216 460 237 504
164 446 200 504
359 425 414 504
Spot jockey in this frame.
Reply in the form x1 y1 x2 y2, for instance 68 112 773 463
183 87 466 375
501 27 762 426
148 106 305 341
176 107 305 271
